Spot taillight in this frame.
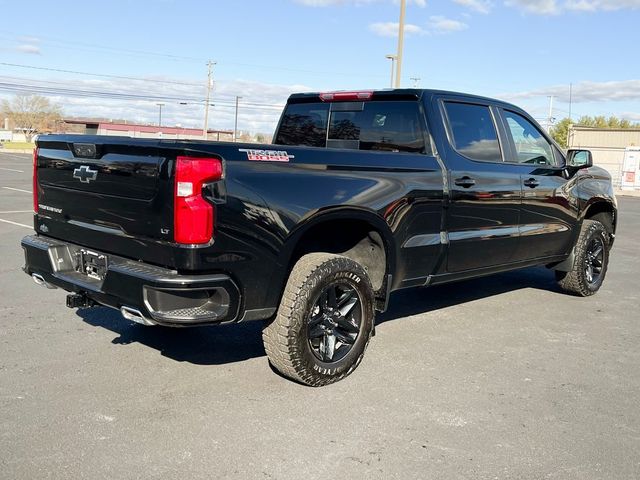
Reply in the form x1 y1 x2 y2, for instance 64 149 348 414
32 147 39 213
174 156 223 244
319 91 373 102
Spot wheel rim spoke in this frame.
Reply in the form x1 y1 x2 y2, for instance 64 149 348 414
333 329 356 345
323 333 336 361
334 315 360 334
338 296 358 318
327 286 338 309
308 312 323 328
592 244 603 258
309 324 325 339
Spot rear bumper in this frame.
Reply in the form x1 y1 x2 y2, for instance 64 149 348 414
21 235 241 326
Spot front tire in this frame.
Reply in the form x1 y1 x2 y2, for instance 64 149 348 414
262 253 375 386
556 219 610 296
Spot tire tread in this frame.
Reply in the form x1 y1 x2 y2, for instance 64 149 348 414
262 253 373 386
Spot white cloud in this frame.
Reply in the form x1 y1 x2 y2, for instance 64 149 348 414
453 0 493 13
0 75 311 134
499 80 640 103
617 112 640 122
15 44 41 55
369 22 426 37
427 15 469 33
294 0 368 5
504 0 559 14
505 0 640 14
18 36 40 44
565 0 640 10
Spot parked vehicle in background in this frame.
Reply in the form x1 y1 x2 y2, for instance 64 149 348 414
22 89 617 386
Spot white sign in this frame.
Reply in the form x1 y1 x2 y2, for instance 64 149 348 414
621 147 640 190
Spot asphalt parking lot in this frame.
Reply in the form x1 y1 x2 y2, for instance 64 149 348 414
1 150 639 479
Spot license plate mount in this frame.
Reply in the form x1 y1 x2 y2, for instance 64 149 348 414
78 249 108 281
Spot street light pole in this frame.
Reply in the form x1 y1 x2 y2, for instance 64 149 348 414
156 103 164 127
547 95 555 132
203 60 215 139
234 96 243 142
395 0 406 88
385 55 397 88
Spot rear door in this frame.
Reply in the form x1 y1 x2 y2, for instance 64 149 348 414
497 108 577 259
438 97 522 272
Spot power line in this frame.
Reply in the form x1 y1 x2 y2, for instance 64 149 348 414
0 30 387 79
0 64 288 107
0 30 203 63
0 62 203 87
0 80 284 113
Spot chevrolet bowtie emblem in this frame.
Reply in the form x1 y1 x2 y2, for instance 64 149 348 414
73 165 98 183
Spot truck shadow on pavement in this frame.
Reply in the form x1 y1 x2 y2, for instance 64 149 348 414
77 308 267 366
77 267 559 365
377 266 560 324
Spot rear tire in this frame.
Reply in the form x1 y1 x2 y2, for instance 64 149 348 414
262 253 375 386
556 219 610 296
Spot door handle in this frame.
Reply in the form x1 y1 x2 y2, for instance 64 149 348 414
523 178 540 188
454 176 476 188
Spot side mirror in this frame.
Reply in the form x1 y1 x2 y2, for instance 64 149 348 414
567 149 593 169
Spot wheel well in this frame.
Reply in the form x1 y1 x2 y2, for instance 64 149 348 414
584 201 616 234
289 219 388 293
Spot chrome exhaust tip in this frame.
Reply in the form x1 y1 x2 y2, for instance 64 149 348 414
32 273 57 289
120 306 156 326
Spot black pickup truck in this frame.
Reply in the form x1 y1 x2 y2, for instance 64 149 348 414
22 89 617 386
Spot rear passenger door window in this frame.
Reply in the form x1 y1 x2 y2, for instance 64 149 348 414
502 110 556 166
444 102 502 162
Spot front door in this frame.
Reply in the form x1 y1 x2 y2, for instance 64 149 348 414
498 108 576 260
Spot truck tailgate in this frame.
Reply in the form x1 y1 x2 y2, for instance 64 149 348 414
34 136 178 264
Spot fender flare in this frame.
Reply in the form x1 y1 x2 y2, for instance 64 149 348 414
265 206 397 308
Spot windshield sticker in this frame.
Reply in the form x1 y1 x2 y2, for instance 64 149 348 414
239 149 294 162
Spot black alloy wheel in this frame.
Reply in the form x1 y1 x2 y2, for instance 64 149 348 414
584 236 605 285
307 282 362 363
262 253 375 386
556 219 610 296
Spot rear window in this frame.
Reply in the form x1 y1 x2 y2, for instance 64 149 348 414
274 103 329 148
275 100 428 154
444 102 502 162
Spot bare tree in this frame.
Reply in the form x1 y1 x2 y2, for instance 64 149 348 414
1 94 62 141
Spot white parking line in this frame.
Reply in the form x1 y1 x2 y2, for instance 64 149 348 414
0 210 32 214
0 218 31 229
0 167 24 173
0 152 31 159
2 187 31 193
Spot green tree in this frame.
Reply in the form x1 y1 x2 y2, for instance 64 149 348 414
551 115 639 148
550 117 572 148
1 94 62 142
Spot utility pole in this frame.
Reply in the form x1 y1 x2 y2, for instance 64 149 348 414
568 83 573 121
395 0 406 88
234 96 243 142
156 103 164 127
203 60 215 139
385 55 396 88
547 95 555 132
410 76 421 88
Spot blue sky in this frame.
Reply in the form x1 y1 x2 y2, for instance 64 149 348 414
1 0 639 133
